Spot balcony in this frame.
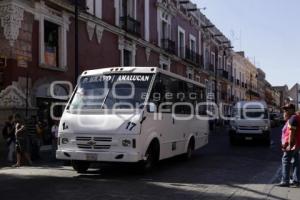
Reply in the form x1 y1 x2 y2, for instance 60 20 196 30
185 48 200 65
161 39 176 54
231 76 234 83
222 70 229 80
208 64 215 73
120 16 141 36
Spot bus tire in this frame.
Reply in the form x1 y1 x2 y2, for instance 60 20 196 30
140 140 159 172
72 160 90 173
183 137 195 160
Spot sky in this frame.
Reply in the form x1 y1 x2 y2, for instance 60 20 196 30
196 0 300 88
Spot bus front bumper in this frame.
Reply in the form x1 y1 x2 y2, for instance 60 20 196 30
56 149 141 163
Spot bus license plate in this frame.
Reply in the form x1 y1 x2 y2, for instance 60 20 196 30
86 153 97 161
245 137 253 141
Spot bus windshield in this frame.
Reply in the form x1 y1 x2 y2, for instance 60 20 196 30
68 74 154 110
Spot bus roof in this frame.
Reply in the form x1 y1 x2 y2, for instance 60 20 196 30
81 67 206 88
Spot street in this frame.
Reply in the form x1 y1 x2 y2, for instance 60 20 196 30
1 127 299 200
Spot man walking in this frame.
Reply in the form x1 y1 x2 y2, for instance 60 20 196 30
2 116 15 163
277 104 300 187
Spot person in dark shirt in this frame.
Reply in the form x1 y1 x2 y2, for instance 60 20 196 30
2 116 15 163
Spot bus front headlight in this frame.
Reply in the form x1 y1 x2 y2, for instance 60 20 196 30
261 125 270 131
62 138 69 144
122 139 131 147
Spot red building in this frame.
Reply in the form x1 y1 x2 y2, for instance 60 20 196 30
0 0 234 125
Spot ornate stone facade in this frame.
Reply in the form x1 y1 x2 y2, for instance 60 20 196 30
0 3 24 47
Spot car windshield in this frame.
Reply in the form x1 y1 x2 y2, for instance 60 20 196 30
68 74 153 110
242 109 268 119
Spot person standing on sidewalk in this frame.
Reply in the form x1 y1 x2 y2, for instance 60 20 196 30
2 116 15 163
51 120 59 157
277 104 300 187
12 114 32 167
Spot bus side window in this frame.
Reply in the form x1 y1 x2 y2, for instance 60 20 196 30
195 85 207 116
175 80 192 115
149 74 178 113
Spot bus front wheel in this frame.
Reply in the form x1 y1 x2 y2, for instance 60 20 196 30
140 141 159 172
183 138 195 160
72 160 90 173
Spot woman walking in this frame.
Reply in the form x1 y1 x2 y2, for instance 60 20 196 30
12 114 32 167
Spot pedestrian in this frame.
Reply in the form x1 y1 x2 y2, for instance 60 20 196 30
277 103 300 187
2 116 16 163
36 120 44 151
51 120 59 155
12 114 32 167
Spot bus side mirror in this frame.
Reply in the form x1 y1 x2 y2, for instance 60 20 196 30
147 103 157 113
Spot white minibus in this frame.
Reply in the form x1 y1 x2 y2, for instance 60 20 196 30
229 101 271 145
56 67 209 173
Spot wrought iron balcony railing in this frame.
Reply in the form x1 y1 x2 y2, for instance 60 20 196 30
120 16 141 36
161 39 176 54
185 47 200 65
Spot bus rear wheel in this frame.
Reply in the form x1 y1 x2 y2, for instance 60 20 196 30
72 161 90 173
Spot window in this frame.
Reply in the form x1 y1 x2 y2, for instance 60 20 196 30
178 26 185 58
160 12 171 40
119 38 136 66
44 21 59 67
218 56 222 70
123 49 132 66
211 52 216 71
68 74 153 110
121 0 135 18
186 67 194 80
86 0 102 18
149 74 178 113
37 3 69 69
204 48 210 69
189 35 196 53
159 55 171 71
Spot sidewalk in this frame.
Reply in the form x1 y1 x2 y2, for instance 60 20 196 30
0 145 60 168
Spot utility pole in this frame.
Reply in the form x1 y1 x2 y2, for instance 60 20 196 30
25 70 29 118
249 74 252 100
74 0 79 85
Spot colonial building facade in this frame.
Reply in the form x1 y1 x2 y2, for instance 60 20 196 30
0 0 236 125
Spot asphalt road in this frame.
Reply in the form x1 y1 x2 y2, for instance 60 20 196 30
1 127 299 200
